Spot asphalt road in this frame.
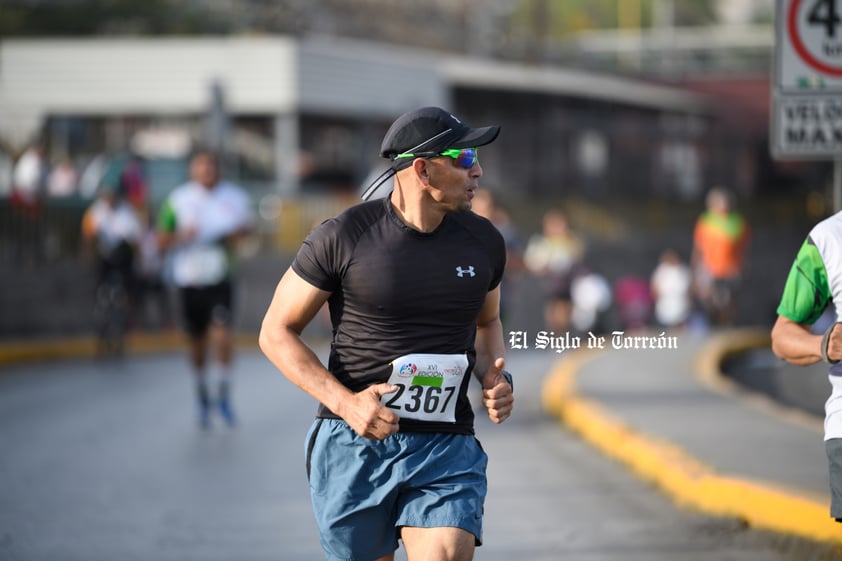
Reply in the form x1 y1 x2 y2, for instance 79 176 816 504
0 345 837 561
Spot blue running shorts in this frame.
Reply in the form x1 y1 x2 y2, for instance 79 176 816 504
304 418 488 561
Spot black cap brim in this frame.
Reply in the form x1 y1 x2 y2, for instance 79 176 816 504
447 125 500 150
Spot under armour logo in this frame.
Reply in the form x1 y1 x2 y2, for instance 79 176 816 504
456 266 475 278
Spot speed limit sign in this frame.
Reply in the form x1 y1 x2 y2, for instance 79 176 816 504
773 0 842 159
777 0 842 90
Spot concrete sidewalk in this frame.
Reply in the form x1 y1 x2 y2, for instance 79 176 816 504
542 327 842 547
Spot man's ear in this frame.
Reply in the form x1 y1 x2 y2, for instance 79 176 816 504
413 158 432 185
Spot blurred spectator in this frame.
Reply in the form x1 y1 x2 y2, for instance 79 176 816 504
472 189 524 265
470 188 494 220
47 157 78 198
692 187 750 326
81 182 144 324
524 209 584 332
119 154 148 210
12 144 47 211
472 188 525 324
570 267 612 333
614 275 653 331
77 154 108 199
651 249 693 329
11 144 48 264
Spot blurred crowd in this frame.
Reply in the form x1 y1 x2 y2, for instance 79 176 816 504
2 139 752 339
3 142 174 334
5 143 107 205
473 185 750 337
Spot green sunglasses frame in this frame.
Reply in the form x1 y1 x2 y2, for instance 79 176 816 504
394 147 478 168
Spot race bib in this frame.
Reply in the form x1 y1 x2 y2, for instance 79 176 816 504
173 245 228 286
381 353 469 423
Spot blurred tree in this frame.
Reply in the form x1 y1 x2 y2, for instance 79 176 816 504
0 0 753 69
508 0 720 39
0 0 226 36
0 0 724 39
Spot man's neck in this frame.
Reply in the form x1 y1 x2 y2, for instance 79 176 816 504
389 187 445 234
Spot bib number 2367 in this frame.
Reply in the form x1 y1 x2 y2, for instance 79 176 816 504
381 353 468 423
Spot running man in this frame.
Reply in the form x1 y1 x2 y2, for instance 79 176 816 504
771 210 842 523
259 106 514 561
158 150 253 428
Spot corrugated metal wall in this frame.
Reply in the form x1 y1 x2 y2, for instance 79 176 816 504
296 38 446 117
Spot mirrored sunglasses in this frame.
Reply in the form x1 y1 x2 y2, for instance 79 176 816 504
395 147 478 169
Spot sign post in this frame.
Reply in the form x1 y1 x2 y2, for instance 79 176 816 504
773 0 842 209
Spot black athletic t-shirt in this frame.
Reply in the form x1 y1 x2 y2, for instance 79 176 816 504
292 197 506 434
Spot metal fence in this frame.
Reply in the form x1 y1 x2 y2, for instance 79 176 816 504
0 197 88 266
0 194 359 267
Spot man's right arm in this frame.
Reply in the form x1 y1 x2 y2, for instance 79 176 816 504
771 234 835 366
258 267 399 439
771 315 824 365
156 198 197 250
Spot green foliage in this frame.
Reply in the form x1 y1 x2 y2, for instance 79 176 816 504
0 0 229 36
0 0 737 40
508 0 719 38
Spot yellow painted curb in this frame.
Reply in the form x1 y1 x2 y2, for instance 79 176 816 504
542 340 842 546
0 332 259 368
695 329 772 393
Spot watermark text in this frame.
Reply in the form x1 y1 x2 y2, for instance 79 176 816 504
508 330 678 354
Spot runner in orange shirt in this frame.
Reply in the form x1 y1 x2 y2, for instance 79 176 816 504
692 187 750 326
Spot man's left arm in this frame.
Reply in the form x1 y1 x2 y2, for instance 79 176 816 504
475 285 513 423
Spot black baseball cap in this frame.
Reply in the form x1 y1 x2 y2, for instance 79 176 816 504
380 106 500 159
360 107 500 201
